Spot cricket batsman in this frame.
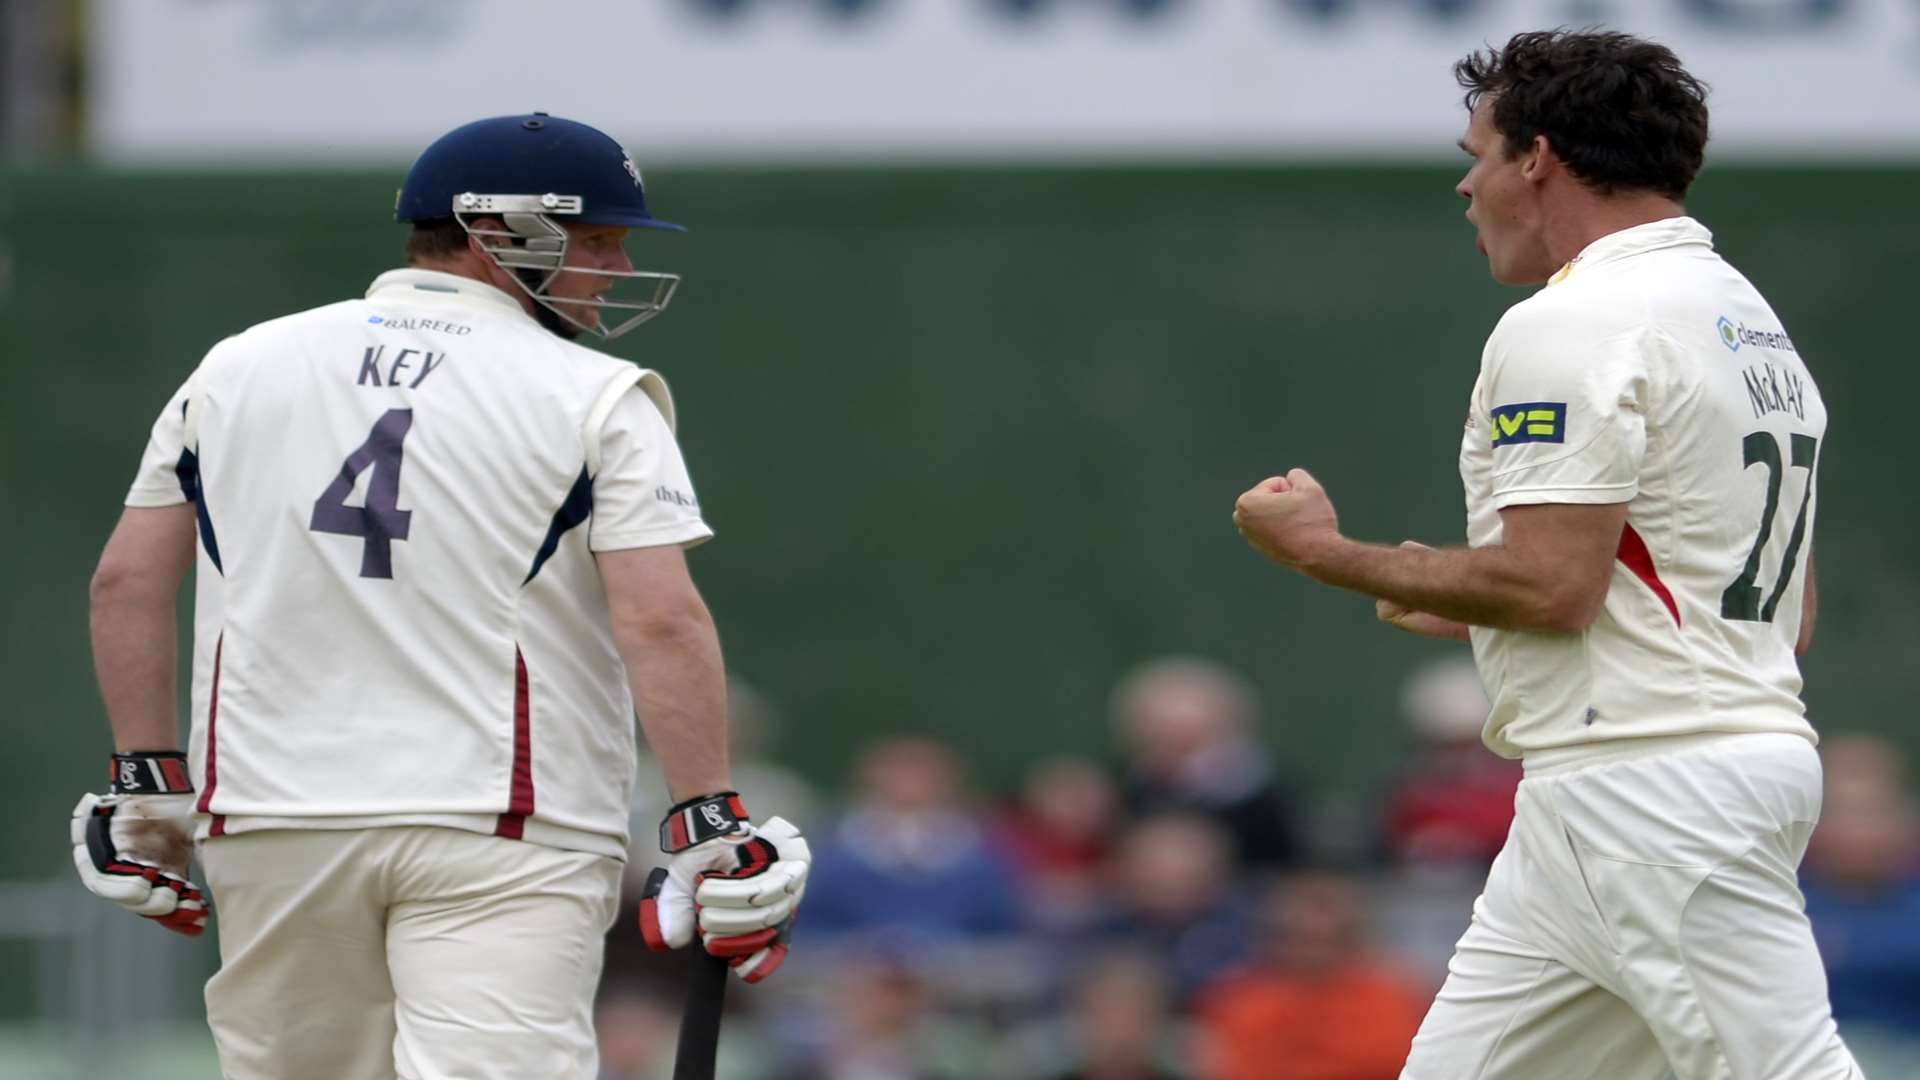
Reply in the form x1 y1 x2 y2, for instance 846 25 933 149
72 113 811 1080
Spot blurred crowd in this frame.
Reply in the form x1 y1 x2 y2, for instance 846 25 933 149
601 658 1920 1080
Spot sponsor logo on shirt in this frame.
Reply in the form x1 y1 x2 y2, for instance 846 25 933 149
1716 315 1794 354
655 485 699 509
368 315 474 336
1490 402 1567 448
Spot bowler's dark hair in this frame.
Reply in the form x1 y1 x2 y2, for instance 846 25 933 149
1455 30 1710 201
404 217 469 264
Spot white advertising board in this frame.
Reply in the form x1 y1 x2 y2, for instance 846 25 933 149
90 0 1920 163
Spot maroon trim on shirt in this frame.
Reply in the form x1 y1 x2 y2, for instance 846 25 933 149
1617 523 1681 627
495 647 535 839
197 634 227 836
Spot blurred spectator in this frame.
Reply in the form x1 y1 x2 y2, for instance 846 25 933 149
1083 813 1252 1004
1013 950 1190 1080
626 676 826 893
800 736 1024 942
595 974 770 1080
595 982 678 1080
1194 871 1429 1080
1802 734 1920 1038
993 756 1125 933
1379 657 1518 868
1111 657 1301 868
771 952 989 1080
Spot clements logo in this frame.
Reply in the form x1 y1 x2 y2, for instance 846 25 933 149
1717 315 1794 354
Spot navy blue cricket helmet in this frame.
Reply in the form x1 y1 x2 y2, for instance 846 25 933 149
395 113 684 340
396 112 683 231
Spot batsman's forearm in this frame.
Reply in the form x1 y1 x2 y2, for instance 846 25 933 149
1304 537 1576 633
615 609 732 804
89 583 183 753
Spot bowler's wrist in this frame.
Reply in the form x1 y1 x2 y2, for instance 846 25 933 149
1293 531 1352 581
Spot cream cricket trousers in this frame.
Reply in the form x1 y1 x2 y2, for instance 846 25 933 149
1402 733 1864 1080
199 827 622 1080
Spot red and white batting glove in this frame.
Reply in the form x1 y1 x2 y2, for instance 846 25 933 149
70 751 208 937
640 792 810 983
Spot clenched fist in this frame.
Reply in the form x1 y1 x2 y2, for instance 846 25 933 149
1233 468 1342 569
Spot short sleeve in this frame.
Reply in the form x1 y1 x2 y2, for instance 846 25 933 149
124 375 197 508
589 387 714 551
1479 305 1649 510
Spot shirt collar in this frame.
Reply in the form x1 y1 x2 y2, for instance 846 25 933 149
1547 215 1713 286
365 268 535 321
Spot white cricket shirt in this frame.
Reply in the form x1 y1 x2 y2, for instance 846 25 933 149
124 268 713 857
1459 217 1824 760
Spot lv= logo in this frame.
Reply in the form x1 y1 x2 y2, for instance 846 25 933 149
1491 401 1567 448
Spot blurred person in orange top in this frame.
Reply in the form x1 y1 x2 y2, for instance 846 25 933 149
1195 871 1428 1080
1379 658 1520 868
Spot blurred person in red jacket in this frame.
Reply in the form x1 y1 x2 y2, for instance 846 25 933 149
1195 870 1429 1080
993 756 1125 933
1380 658 1521 868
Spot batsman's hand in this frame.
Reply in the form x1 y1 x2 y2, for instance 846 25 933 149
640 793 810 984
1234 468 1341 569
71 752 207 936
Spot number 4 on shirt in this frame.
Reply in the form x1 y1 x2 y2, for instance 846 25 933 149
310 408 415 579
1722 431 1816 623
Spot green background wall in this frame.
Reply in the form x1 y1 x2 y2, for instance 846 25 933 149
5 165 1916 888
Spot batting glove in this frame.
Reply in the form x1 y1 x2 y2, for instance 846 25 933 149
640 792 811 983
71 751 208 936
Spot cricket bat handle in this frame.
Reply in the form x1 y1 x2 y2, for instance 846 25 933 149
672 951 730 1080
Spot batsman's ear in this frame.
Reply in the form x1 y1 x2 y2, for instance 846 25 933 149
464 217 508 253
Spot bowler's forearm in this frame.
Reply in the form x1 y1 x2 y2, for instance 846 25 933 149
1305 538 1576 634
